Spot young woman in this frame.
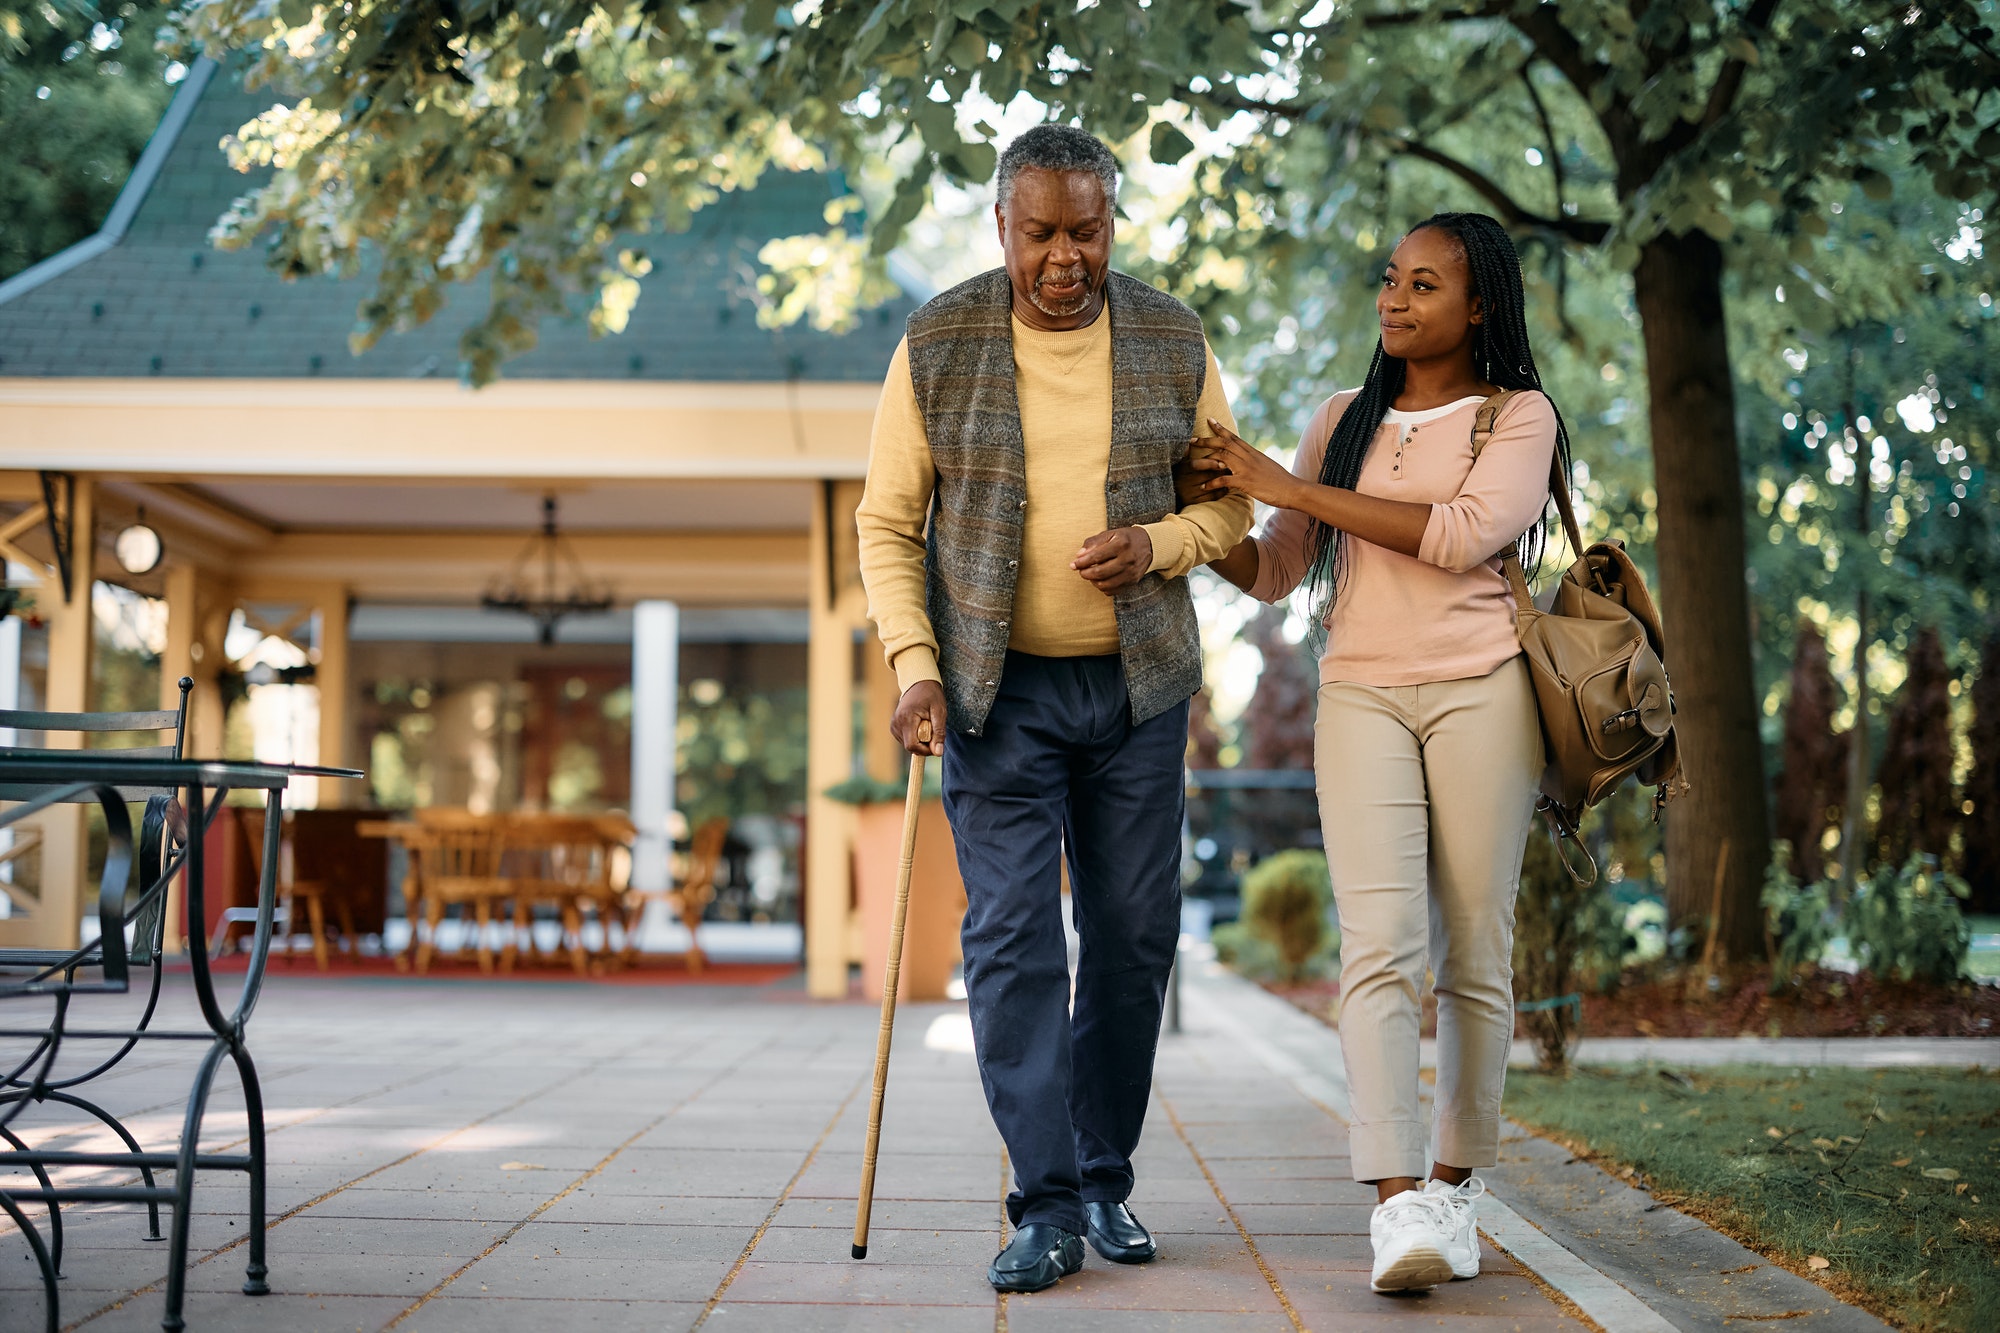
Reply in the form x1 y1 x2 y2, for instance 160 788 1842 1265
1191 212 1568 1293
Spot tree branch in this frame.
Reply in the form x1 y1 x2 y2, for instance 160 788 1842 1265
1521 68 1578 337
1360 1 1510 28
1381 133 1612 244
1173 79 1309 120
1701 0 1784 129
1169 79 1612 245
1507 6 1615 115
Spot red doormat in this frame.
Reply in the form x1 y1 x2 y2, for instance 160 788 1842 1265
175 954 799 986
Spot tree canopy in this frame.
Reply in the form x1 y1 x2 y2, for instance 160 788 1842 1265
0 1 181 281
166 0 2000 956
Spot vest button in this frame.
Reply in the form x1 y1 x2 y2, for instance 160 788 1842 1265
1017 499 1026 509
1008 559 1018 568
998 620 1008 628
985 680 996 686
1108 482 1121 492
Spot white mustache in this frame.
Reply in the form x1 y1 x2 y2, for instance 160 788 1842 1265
1037 266 1089 291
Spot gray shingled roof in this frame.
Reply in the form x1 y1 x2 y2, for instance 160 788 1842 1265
0 61 918 382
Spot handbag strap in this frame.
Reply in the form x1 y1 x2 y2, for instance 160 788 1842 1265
1471 390 1586 613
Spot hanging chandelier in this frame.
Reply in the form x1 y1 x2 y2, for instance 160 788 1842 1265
481 494 613 644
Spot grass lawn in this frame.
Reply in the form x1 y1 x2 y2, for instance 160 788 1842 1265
1505 1065 2000 1333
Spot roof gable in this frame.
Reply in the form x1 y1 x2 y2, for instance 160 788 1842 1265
0 60 915 383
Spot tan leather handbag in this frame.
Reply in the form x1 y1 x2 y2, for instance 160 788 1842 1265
1474 392 1687 879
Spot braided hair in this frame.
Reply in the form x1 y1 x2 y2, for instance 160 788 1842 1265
1299 211 1573 638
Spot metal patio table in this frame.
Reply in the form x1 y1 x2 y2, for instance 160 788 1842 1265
0 755 363 1333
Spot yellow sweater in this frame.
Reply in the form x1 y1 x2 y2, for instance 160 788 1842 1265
857 311 1251 694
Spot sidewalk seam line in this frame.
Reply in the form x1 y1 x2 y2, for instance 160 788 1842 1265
1154 1082 1308 1333
687 1072 862 1330
382 1029 789 1329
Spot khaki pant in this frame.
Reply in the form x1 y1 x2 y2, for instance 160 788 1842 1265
1313 657 1542 1182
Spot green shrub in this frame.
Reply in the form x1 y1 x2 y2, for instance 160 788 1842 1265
1211 921 1286 981
1762 848 1972 987
1232 849 1335 984
1842 854 1973 985
1761 840 1836 990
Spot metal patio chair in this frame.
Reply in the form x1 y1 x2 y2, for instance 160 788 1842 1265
0 770 143 1333
0 679 193 1267
0 703 361 1330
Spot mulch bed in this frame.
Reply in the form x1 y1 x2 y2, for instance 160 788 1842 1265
1265 965 2000 1039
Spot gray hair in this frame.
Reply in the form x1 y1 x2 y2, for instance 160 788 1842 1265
995 125 1120 212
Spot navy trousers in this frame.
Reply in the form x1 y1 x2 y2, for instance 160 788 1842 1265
943 651 1188 1234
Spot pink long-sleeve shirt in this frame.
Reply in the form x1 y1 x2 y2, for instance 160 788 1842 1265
1247 388 1558 687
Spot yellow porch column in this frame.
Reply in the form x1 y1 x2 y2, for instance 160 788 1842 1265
862 629 902 785
804 480 864 999
316 586 350 790
34 476 95 950
157 559 198 954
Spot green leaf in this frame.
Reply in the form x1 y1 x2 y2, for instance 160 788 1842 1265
1150 121 1195 166
947 25 986 70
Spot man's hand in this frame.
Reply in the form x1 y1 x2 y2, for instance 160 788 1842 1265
1072 526 1153 594
1173 438 1227 509
891 680 946 757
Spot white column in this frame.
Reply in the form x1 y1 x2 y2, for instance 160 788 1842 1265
629 600 680 893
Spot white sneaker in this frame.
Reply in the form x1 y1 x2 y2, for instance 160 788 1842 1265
1369 1188 1457 1292
1424 1176 1485 1279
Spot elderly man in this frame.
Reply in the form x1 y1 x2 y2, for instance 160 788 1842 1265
856 124 1252 1292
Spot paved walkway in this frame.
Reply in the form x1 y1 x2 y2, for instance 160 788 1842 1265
4 968 1586 1332
0 960 1886 1332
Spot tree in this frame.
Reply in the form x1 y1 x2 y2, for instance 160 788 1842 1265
1242 607 1316 772
0 1 180 280
177 0 2000 960
1874 626 1959 871
1773 621 1844 883
1964 630 2000 912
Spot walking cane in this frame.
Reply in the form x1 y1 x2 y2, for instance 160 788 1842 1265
851 718 930 1260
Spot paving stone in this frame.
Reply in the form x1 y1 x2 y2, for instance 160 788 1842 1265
536 1190 773 1229
443 1252 735 1301
1229 1202 1378 1235
702 1301 995 1332
751 1224 991 1265
771 1196 999 1233
502 1219 755 1263
1278 1269 1557 1316
719 1256 994 1306
400 1296 708 1332
72 1292 411 1333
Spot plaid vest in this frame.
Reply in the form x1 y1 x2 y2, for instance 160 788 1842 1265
906 267 1207 734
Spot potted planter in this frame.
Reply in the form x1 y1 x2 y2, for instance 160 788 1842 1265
828 775 967 1002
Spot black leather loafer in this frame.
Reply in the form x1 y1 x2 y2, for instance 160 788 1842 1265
987 1222 1085 1293
1085 1201 1157 1264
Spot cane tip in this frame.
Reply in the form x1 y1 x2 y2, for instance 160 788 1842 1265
851 1243 868 1260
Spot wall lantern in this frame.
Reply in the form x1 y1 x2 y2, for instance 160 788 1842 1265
114 508 164 575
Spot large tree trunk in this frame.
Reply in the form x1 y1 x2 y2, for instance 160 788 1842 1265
1632 230 1770 962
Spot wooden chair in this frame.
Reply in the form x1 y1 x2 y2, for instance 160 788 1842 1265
406 817 515 974
232 808 379 970
503 813 628 975
620 816 727 973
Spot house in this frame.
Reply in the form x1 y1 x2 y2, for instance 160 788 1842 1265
0 58 922 996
